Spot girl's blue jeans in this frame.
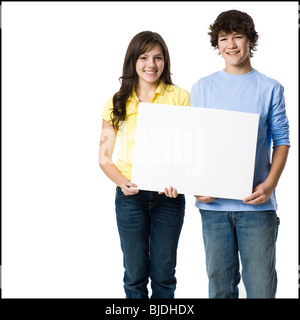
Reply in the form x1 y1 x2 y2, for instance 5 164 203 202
200 209 279 298
115 187 185 299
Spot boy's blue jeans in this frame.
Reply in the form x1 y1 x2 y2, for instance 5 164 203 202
115 187 185 299
200 209 279 298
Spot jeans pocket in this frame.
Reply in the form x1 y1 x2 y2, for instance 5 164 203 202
115 186 140 199
115 186 126 199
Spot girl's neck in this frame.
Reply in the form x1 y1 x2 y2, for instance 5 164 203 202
136 79 160 102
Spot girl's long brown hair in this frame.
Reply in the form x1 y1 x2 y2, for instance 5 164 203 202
111 31 173 130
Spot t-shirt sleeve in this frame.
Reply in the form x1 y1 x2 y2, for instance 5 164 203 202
178 88 191 106
101 96 114 124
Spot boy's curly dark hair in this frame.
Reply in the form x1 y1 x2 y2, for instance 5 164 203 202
208 10 259 57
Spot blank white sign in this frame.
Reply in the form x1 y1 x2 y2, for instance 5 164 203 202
131 103 259 200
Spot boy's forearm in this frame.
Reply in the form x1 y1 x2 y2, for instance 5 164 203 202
266 145 289 188
243 145 289 205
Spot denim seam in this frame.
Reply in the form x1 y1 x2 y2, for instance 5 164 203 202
230 247 239 298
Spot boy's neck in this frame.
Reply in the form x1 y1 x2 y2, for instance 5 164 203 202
224 57 253 75
224 60 253 75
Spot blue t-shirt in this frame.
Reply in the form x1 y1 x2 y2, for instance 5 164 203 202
191 68 290 211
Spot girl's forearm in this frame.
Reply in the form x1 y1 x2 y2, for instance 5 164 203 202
99 162 129 187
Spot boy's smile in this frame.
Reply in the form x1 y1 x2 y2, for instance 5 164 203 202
218 32 253 74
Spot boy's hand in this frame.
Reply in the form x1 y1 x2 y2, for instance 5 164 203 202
243 180 274 205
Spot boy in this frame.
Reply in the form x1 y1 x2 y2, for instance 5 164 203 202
191 10 290 298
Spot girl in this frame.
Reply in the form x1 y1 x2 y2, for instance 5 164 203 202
99 31 190 298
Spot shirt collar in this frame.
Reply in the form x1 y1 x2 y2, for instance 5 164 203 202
129 81 170 102
155 81 167 96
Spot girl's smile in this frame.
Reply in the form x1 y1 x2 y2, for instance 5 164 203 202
136 44 164 86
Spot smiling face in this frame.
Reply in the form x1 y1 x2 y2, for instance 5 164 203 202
135 44 164 87
218 32 253 74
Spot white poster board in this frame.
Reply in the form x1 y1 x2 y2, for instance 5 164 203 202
131 103 259 200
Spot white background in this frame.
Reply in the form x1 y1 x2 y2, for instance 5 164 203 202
2 1 298 298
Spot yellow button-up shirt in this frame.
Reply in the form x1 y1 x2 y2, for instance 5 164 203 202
102 81 191 180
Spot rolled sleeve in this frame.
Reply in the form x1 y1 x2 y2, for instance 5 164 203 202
268 84 290 148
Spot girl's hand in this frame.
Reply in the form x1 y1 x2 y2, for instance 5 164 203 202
159 186 178 198
194 195 215 203
120 181 139 196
